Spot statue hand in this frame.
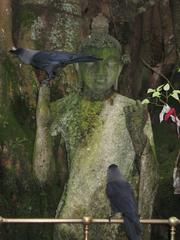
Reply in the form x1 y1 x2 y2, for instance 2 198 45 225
124 101 148 171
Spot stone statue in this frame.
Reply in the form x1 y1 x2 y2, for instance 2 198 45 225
77 14 122 100
52 13 158 240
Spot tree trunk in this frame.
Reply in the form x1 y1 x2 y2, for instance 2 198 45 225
171 0 180 59
0 0 12 50
0 0 12 103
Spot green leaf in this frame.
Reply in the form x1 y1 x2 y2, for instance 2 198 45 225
170 92 179 101
173 90 180 94
152 91 161 98
147 88 155 94
142 99 150 104
163 83 170 91
157 84 164 91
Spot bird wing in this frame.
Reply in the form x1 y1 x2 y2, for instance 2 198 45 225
31 51 64 69
106 181 140 226
31 51 101 68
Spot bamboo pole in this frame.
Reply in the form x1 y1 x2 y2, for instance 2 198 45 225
1 215 180 240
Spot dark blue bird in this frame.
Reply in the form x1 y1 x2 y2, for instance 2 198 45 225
106 164 141 240
9 47 102 84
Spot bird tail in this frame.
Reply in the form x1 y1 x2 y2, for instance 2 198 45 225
124 216 141 240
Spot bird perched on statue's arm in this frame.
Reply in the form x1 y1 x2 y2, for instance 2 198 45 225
106 164 141 240
9 47 102 85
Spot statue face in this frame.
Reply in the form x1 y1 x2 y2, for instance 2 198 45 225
79 47 122 94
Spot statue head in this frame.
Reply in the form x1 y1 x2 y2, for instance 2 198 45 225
78 14 123 100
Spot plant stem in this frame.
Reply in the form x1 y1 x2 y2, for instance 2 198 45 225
140 58 174 90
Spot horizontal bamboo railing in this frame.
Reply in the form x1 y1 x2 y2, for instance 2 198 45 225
0 216 180 240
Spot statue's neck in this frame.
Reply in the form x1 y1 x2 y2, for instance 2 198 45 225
82 84 113 101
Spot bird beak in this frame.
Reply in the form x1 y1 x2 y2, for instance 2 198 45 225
9 46 17 53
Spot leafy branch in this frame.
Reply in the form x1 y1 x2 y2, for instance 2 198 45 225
141 58 180 137
141 58 180 106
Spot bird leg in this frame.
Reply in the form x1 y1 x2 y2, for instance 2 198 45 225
41 71 55 86
108 212 115 222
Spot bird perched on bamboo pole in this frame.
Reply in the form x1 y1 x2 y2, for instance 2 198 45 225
106 164 141 240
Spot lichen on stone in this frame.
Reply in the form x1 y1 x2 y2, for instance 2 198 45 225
48 12 80 51
31 17 45 41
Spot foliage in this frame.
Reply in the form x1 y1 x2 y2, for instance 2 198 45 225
142 68 180 137
142 83 180 106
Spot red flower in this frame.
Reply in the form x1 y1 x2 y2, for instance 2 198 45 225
164 108 177 122
159 104 180 137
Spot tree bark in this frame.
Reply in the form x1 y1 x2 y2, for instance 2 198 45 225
0 0 12 103
0 0 12 50
171 0 180 59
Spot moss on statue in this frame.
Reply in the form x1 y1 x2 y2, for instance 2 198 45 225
51 92 103 159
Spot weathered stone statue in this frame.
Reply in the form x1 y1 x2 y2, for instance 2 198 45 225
52 13 158 240
78 14 122 100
